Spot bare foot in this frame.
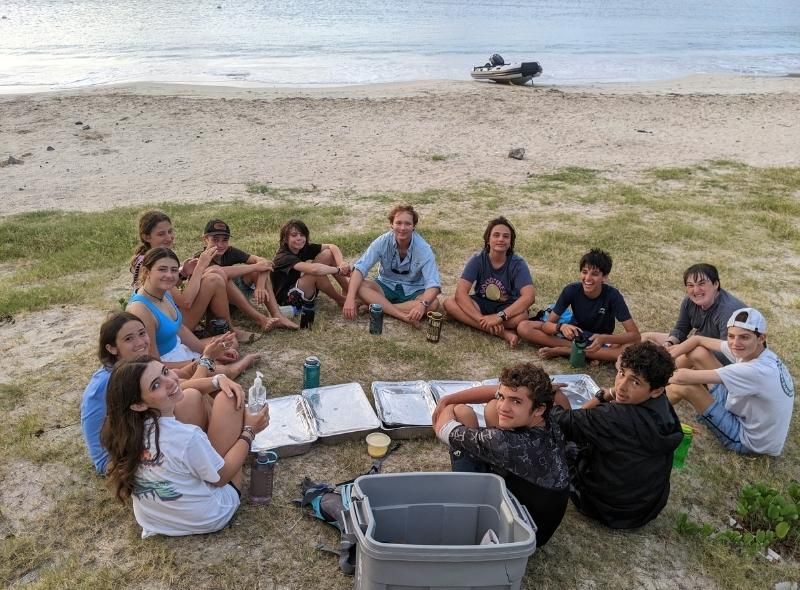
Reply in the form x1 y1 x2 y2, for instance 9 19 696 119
274 316 299 330
502 330 519 348
258 317 281 332
538 346 569 359
220 353 262 379
234 327 261 344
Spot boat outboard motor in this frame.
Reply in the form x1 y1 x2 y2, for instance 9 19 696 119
490 53 505 66
520 61 543 76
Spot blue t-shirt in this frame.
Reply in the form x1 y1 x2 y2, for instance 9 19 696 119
80 367 111 474
461 251 533 305
553 282 631 335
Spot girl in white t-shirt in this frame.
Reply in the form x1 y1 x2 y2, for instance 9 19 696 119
102 357 269 538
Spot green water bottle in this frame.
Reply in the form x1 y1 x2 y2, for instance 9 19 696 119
569 335 588 368
672 423 693 469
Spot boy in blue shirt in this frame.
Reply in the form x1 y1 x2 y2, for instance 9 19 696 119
517 248 640 362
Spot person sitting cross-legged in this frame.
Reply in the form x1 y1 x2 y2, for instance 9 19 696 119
667 308 794 456
443 217 535 348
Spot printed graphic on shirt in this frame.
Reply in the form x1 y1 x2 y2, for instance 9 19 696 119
133 478 182 502
479 278 508 302
777 359 795 397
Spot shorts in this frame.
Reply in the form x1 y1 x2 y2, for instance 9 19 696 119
376 278 424 304
470 295 510 316
233 276 254 298
696 383 750 454
160 337 201 363
285 282 317 307
227 481 241 498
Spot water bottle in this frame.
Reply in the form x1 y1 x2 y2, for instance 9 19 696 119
299 302 315 329
369 303 384 335
672 423 694 469
247 371 267 414
569 334 588 368
249 450 278 505
278 305 296 319
303 356 321 389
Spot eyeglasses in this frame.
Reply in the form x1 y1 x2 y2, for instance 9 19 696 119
390 248 412 275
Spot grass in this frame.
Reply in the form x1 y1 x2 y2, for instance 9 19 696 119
1 162 799 589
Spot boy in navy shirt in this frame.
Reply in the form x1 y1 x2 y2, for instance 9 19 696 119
517 248 640 362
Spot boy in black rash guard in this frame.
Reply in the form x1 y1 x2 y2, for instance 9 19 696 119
517 248 640 363
551 342 683 529
432 363 570 546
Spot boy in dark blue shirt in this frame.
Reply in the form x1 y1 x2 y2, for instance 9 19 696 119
518 248 640 363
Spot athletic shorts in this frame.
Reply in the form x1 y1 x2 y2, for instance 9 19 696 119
696 383 750 454
375 278 424 304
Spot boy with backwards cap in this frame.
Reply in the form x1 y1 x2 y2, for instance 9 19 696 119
667 308 794 456
189 219 298 331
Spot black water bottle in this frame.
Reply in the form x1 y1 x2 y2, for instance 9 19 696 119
300 302 315 329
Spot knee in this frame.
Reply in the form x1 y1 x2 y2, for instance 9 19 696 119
442 297 456 313
427 296 441 311
316 249 335 264
205 272 225 289
516 320 537 336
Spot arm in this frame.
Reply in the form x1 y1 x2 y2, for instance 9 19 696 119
292 260 342 276
220 256 273 280
343 269 365 320
431 384 496 424
587 317 641 351
178 247 217 307
321 243 351 275
407 286 442 322
453 278 482 322
214 405 269 486
500 284 536 320
669 367 722 386
667 297 693 345
668 334 723 359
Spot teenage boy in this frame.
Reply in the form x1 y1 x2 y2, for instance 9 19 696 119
193 219 297 331
641 263 745 368
343 204 441 325
550 342 682 529
272 219 351 308
432 363 570 546
667 308 794 456
517 248 640 362
443 217 536 348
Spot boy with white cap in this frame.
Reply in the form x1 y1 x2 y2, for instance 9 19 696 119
667 308 794 456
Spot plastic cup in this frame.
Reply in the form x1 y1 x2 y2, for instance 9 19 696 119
366 433 391 458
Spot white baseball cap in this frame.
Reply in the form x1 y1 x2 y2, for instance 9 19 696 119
727 308 767 334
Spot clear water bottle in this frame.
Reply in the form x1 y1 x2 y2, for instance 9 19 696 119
247 371 267 414
249 450 278 505
303 356 321 389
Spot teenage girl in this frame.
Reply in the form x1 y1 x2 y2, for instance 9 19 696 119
102 356 269 537
81 312 256 474
127 247 259 375
130 210 255 342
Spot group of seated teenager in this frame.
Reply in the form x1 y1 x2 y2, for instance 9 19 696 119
80 202 794 541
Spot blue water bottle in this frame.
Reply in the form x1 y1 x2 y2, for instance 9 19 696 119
303 355 321 389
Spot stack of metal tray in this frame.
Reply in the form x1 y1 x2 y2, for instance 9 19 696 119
372 380 437 439
302 382 381 444
551 373 602 408
252 383 382 456
252 395 317 457
428 380 486 427
483 373 601 409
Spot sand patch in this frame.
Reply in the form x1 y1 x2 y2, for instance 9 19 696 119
0 459 76 533
0 305 98 384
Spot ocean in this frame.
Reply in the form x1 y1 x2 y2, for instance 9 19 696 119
1 0 798 92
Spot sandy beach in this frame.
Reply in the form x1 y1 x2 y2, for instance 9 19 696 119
2 74 800 217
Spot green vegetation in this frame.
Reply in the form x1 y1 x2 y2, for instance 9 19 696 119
1 162 799 589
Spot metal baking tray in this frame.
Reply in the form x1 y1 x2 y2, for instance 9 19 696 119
251 395 318 457
429 380 486 427
302 382 381 444
372 380 437 427
551 373 602 409
483 374 601 409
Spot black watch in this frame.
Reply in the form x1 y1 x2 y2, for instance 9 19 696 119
497 310 507 321
595 389 606 403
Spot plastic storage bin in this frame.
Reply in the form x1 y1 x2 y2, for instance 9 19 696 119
348 472 537 590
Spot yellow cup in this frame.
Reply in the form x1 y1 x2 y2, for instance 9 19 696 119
366 432 391 458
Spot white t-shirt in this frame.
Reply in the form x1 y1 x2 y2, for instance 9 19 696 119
716 343 795 456
132 417 240 538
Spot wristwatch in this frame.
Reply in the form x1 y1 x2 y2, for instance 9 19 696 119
420 300 430 308
198 356 215 372
595 389 606 403
497 310 507 321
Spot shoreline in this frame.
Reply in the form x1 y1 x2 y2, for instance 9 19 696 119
2 74 800 217
2 72 800 99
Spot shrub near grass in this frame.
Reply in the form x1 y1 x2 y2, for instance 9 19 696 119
0 162 799 589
